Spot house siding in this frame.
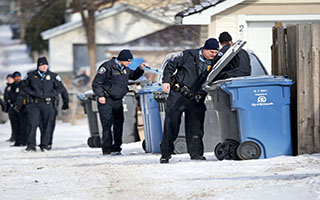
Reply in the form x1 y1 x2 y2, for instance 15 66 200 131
209 1 320 39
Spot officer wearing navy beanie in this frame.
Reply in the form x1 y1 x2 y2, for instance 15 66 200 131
92 49 145 155
160 38 219 163
22 56 68 152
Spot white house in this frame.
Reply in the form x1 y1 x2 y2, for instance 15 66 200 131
175 0 320 73
41 4 173 73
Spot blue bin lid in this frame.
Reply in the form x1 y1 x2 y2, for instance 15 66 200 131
221 75 293 88
136 83 162 93
128 58 145 70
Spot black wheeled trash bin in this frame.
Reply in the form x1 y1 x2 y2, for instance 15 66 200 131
78 91 139 148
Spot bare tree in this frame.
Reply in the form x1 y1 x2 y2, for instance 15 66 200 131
73 0 117 83
14 0 39 43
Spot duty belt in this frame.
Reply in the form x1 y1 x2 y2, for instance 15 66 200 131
172 83 206 102
32 97 53 104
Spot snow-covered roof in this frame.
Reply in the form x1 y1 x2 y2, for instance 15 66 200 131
175 0 246 25
41 4 172 40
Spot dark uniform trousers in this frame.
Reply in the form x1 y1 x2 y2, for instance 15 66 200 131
160 90 206 158
27 102 56 149
8 107 16 141
9 106 29 145
98 97 124 153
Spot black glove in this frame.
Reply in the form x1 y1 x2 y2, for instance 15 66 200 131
62 102 69 110
13 105 21 113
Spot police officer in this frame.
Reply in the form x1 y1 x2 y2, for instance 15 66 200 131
3 74 15 142
92 49 144 155
160 38 219 163
9 71 29 146
22 57 66 152
213 31 251 81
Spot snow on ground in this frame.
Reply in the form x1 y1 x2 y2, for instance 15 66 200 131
1 119 320 200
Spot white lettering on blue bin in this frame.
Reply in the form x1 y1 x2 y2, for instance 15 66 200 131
251 89 274 107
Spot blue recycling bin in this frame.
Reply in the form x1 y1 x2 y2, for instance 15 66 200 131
137 83 163 153
219 75 293 159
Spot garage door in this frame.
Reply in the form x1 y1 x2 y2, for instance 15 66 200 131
247 21 319 74
247 22 274 74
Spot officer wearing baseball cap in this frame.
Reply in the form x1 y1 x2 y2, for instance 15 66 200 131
92 49 145 155
160 38 219 163
8 71 29 147
3 74 15 142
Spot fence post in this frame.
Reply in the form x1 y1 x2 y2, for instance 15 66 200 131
311 23 320 153
297 24 314 154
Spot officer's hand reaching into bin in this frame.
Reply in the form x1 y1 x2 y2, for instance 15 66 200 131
98 97 106 104
162 83 170 93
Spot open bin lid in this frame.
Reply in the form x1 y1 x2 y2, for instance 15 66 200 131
202 40 247 87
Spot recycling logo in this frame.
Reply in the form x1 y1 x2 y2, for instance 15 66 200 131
257 96 267 103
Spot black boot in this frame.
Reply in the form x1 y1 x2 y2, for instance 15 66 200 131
160 155 171 164
191 155 206 160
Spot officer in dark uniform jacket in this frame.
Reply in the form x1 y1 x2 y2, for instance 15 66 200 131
160 38 219 163
213 32 251 81
9 71 29 146
3 74 15 142
92 49 144 155
22 57 66 152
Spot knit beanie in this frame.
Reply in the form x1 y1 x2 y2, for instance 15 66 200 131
117 49 133 61
219 32 232 44
203 38 219 50
37 57 48 67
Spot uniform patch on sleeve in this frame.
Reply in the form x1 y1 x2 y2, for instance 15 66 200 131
218 52 224 57
170 52 183 62
23 74 28 80
56 75 61 81
98 67 106 74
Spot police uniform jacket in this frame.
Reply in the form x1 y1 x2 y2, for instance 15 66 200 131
22 70 65 100
213 43 251 81
92 58 144 99
162 49 213 94
3 83 13 111
8 81 23 106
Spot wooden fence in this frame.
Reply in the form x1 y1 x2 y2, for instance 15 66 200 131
272 23 320 155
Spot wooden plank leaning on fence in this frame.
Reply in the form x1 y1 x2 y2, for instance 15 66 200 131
286 25 298 155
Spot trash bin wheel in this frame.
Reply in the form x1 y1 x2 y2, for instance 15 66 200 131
174 136 187 154
93 136 102 147
215 139 239 160
214 142 222 160
236 141 261 160
142 140 146 152
87 137 94 148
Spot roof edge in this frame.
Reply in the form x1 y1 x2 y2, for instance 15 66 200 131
41 3 172 40
175 0 245 25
